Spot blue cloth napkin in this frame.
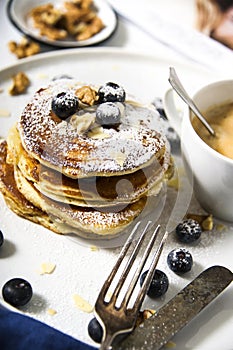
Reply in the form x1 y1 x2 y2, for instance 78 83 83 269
0 307 97 350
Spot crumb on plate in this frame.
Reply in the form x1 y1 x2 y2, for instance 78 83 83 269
39 262 56 275
47 308 57 316
8 72 30 96
73 294 93 313
8 37 40 59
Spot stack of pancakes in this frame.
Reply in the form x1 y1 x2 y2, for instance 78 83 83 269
0 79 172 239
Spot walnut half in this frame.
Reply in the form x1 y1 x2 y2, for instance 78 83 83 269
75 85 98 106
8 38 40 59
8 72 30 96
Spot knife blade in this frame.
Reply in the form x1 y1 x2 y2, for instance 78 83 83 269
113 265 233 350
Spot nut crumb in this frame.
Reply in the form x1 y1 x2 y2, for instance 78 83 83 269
37 73 49 79
165 340 176 348
216 223 226 231
136 309 156 327
8 38 40 59
90 245 99 251
88 126 111 140
39 262 56 275
0 109 11 117
47 308 57 316
73 294 93 313
8 72 30 96
202 215 214 231
70 112 96 134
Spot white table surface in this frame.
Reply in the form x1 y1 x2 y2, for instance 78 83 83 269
1 2 233 350
2 0 233 73
0 0 206 70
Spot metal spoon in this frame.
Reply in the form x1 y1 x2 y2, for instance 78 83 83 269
168 67 215 136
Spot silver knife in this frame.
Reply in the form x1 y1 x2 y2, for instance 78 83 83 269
113 265 233 350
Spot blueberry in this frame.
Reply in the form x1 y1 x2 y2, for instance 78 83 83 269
167 248 193 273
96 102 121 126
152 97 167 120
2 278 33 307
176 219 202 243
0 230 4 247
88 317 103 343
52 74 73 81
51 92 79 119
98 82 126 103
140 269 169 298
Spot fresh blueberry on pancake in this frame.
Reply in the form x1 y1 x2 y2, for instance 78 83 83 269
51 91 79 119
98 82 126 103
96 102 121 126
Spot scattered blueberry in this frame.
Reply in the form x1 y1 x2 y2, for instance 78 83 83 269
152 97 167 120
52 74 73 81
98 82 126 103
96 102 121 126
140 269 169 298
88 317 103 343
2 278 33 307
167 248 193 274
176 219 202 243
0 230 4 247
51 91 79 119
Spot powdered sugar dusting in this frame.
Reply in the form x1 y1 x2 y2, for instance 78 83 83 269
19 79 166 177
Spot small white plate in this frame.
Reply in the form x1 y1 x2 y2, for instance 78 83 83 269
7 0 117 47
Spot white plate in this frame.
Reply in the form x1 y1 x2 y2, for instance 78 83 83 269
7 0 117 47
0 48 232 349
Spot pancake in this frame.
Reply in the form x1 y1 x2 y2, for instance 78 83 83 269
8 124 171 206
0 140 62 233
18 79 167 178
13 161 147 237
0 140 147 238
0 79 173 239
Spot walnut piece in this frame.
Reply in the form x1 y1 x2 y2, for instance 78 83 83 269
135 309 156 327
76 16 104 40
8 38 40 59
75 85 98 105
30 4 68 40
8 72 30 96
29 0 105 42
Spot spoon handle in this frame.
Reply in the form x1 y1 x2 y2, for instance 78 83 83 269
168 67 215 136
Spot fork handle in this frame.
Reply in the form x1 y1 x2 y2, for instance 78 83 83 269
99 333 115 350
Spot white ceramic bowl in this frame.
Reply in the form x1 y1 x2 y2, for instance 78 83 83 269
164 80 233 222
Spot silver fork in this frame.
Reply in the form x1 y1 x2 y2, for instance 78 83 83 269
94 221 168 350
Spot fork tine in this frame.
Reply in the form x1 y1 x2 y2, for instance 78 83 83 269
121 224 161 308
97 221 143 300
133 230 169 311
109 221 152 304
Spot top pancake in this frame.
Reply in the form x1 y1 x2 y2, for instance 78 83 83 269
18 79 167 178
